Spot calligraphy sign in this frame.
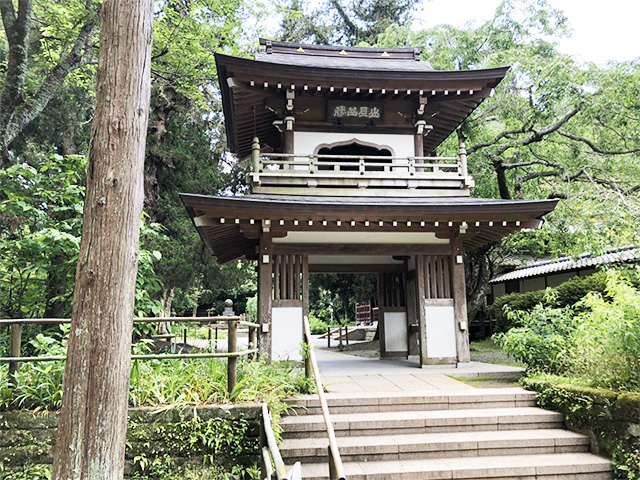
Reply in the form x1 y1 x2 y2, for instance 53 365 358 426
327 100 384 124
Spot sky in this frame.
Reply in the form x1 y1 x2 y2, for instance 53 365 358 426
413 0 639 65
264 0 639 66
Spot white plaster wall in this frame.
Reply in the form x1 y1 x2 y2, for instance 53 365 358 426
520 276 546 293
383 311 408 352
425 305 456 358
546 272 577 288
294 132 414 158
272 307 303 361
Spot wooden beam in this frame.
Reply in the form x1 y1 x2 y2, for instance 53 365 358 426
415 255 428 365
309 263 405 274
258 231 273 361
450 235 470 363
377 272 386 358
273 243 451 256
302 255 310 322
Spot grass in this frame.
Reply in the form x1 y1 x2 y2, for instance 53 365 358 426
1 334 314 415
454 375 522 388
469 338 523 367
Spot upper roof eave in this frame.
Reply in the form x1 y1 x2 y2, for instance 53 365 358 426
215 52 510 82
181 193 558 218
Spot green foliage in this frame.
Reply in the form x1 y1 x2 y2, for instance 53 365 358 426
1 328 313 413
0 413 263 480
127 413 260 480
0 464 52 480
245 295 257 323
0 152 167 319
279 0 416 45
376 0 640 257
310 274 376 325
308 315 329 335
522 374 640 479
488 270 613 330
0 155 84 318
493 303 575 373
567 274 640 390
495 270 640 390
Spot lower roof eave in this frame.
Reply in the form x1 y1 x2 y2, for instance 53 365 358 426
181 194 558 263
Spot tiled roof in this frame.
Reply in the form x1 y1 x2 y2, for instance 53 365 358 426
255 39 434 72
490 245 640 283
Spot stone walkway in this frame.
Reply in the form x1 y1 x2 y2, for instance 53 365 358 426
313 338 524 393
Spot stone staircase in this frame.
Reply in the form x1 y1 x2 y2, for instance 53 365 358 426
281 388 612 480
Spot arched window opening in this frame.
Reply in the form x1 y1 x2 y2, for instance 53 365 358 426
316 141 393 172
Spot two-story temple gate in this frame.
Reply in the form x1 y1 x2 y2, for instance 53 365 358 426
183 39 557 365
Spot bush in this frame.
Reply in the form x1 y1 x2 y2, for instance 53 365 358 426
567 275 640 390
488 269 639 331
1 327 314 412
522 374 640 480
308 315 329 335
493 304 575 373
494 271 640 391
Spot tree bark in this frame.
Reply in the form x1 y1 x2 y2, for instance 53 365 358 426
465 245 493 328
52 1 152 478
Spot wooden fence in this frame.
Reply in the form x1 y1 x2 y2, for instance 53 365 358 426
0 316 259 394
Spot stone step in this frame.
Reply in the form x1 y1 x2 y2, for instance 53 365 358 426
298 453 613 480
280 429 590 464
286 388 536 415
281 407 564 439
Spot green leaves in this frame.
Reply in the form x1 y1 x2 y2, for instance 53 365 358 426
495 269 640 390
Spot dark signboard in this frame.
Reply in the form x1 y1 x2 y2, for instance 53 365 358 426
327 100 384 124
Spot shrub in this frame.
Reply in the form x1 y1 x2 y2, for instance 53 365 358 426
522 374 640 480
567 274 640 390
495 271 640 391
493 304 575 373
308 315 329 335
488 269 639 331
1 328 314 412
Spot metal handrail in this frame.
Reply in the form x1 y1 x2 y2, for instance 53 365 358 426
302 315 346 480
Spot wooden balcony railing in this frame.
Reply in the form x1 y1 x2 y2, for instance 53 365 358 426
248 138 474 197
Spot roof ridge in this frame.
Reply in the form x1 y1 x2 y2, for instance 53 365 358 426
259 38 423 59
509 244 638 272
490 245 639 283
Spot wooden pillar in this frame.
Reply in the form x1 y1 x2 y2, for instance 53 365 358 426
450 235 470 363
8 323 22 388
415 255 428 365
227 319 238 394
414 132 423 159
458 137 468 178
302 254 309 318
283 116 295 155
377 272 386 357
258 231 273 360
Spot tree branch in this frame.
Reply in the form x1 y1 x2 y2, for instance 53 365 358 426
468 106 581 156
1 1 98 152
329 0 360 40
557 130 640 155
520 106 581 146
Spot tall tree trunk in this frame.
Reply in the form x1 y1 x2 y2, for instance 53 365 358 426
52 1 152 478
465 245 493 328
